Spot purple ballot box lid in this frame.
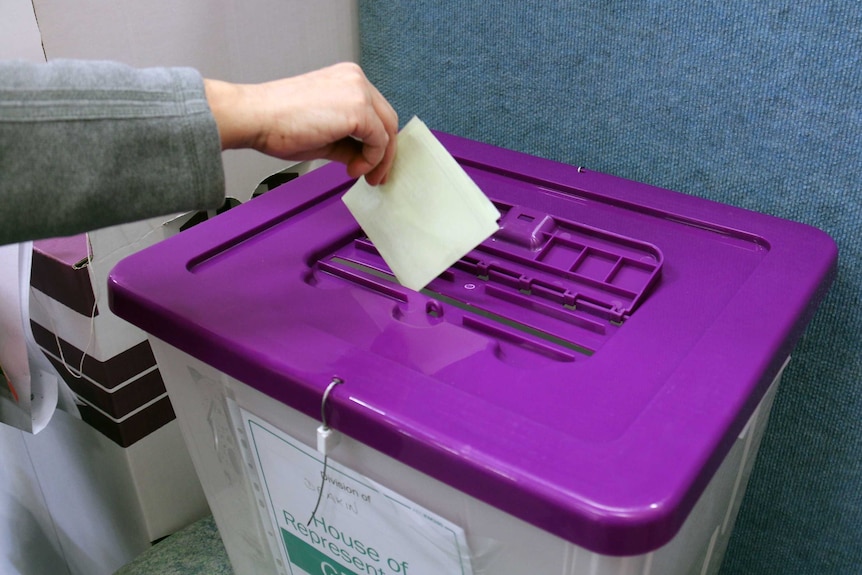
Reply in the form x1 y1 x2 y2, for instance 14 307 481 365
108 132 836 556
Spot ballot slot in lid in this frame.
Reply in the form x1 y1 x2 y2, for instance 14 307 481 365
316 200 663 361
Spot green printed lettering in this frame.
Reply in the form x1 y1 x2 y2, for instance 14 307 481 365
282 529 361 575
311 513 328 533
309 527 323 547
387 557 409 574
296 520 310 538
303 515 381 562
349 554 368 570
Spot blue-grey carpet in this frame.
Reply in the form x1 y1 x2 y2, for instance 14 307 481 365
358 2 861 573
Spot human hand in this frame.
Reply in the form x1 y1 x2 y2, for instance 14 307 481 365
204 62 398 185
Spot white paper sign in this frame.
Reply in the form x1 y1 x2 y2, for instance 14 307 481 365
0 242 60 433
241 409 474 575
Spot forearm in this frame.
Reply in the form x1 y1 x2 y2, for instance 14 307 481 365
0 59 225 244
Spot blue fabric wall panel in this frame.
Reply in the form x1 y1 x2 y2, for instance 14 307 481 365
359 2 861 574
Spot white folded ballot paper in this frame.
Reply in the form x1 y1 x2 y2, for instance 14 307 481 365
342 117 501 292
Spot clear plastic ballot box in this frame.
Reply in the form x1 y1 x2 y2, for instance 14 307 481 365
108 132 836 575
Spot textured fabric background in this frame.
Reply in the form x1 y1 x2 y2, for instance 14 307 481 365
358 2 861 573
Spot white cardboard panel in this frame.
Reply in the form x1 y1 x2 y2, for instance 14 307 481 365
124 420 210 539
0 0 45 62
22 410 151 575
0 423 71 575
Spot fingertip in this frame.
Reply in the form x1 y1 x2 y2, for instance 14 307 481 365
345 160 366 181
346 156 378 184
364 165 384 186
360 161 389 187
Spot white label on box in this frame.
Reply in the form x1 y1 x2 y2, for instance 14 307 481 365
241 408 474 575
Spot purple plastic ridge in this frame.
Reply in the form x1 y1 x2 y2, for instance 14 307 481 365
108 131 837 556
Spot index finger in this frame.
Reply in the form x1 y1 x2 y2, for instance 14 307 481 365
351 86 398 181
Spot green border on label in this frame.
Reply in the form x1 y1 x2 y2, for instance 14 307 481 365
282 528 359 575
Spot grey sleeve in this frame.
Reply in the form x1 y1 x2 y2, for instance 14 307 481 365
0 59 226 245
